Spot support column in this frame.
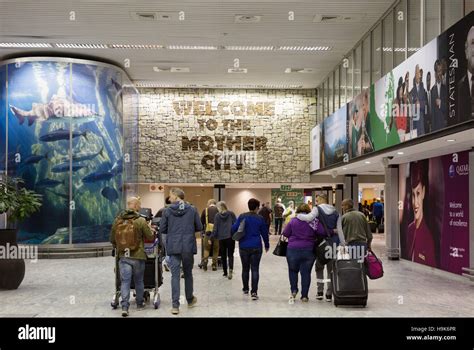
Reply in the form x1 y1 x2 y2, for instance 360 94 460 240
322 186 333 205
385 165 400 260
213 184 225 202
470 148 474 268
335 184 344 213
343 175 359 208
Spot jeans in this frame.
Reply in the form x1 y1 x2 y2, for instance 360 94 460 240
274 218 283 235
219 238 235 275
286 248 316 298
315 235 340 296
169 253 194 308
239 248 262 294
202 235 220 267
119 257 145 309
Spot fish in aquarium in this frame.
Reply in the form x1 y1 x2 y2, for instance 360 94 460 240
51 162 87 173
101 186 118 202
9 94 102 126
23 152 49 165
35 178 65 188
82 171 114 183
63 146 105 163
39 128 88 142
110 157 123 175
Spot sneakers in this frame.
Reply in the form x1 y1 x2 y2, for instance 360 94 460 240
325 294 332 302
316 292 324 300
163 263 170 272
137 304 146 311
228 270 233 280
301 297 309 302
212 265 217 271
251 293 259 300
223 273 228 278
121 308 129 317
188 296 197 308
203 265 208 271
243 289 249 295
171 307 179 315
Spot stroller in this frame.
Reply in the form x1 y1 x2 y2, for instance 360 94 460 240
111 219 164 310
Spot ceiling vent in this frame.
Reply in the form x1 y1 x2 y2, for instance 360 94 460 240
131 12 158 21
227 67 248 73
234 15 262 23
313 14 359 23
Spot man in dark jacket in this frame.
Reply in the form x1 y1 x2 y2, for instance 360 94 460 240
110 196 154 317
258 202 273 232
273 198 285 235
232 198 270 300
456 26 474 125
200 199 219 271
160 188 203 315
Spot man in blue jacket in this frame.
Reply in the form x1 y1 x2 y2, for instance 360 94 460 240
232 198 270 300
160 188 203 315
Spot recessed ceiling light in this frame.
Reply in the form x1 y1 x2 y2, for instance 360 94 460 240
55 43 108 49
397 151 404 155
110 44 164 49
365 161 371 164
227 68 248 74
284 68 292 73
167 45 218 50
224 46 273 51
0 42 53 48
446 139 456 142
234 15 262 23
170 67 190 73
278 46 331 51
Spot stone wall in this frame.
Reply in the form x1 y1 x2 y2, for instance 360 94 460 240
138 88 316 183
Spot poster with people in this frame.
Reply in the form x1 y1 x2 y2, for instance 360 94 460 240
322 105 348 167
314 12 474 171
399 151 469 275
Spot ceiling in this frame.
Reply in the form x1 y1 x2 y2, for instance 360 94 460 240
0 0 394 88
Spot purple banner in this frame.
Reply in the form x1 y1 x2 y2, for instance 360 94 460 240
399 151 469 275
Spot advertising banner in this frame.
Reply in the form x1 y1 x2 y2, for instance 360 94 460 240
322 104 347 167
399 151 469 274
310 125 321 172
315 12 474 168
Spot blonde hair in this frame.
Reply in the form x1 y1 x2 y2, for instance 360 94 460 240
127 196 141 206
216 201 228 213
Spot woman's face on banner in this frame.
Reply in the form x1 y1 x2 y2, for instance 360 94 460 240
411 182 425 223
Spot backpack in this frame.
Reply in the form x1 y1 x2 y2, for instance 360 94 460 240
115 218 139 252
317 206 339 231
274 204 284 217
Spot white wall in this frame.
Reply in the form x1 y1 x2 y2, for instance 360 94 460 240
137 184 165 216
224 188 271 216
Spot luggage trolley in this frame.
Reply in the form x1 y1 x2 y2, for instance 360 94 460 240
111 221 164 310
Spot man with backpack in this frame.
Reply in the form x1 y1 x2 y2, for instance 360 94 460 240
160 188 202 315
297 193 345 302
110 196 154 317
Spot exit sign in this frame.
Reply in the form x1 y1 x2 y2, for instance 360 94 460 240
280 185 292 191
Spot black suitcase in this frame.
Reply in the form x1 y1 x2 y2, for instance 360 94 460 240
332 259 368 307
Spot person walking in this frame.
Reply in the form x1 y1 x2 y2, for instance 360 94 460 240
110 196 154 317
212 201 237 279
273 198 285 235
341 198 373 262
201 199 219 271
160 188 202 315
232 198 270 300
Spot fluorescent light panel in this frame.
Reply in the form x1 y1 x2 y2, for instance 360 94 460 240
55 43 108 49
224 46 274 51
167 45 218 50
0 42 53 48
110 44 164 49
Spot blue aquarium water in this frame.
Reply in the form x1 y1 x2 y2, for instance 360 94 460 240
0 59 137 244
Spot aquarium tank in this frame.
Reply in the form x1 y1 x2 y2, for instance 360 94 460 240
0 57 139 245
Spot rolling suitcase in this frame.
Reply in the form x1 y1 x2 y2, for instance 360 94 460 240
332 258 368 307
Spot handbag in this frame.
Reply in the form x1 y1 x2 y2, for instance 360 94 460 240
364 249 384 279
272 235 288 257
232 218 246 241
312 206 333 265
205 208 214 233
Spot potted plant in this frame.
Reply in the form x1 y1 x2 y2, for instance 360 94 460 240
0 177 42 290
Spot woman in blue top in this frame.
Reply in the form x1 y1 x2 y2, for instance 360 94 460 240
232 198 270 300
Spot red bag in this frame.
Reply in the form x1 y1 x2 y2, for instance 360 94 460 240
364 250 384 280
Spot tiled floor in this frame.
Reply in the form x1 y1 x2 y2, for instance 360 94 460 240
1 234 473 317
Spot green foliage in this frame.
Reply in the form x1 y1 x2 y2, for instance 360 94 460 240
0 177 42 225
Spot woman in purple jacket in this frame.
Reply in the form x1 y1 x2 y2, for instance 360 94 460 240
282 203 322 302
